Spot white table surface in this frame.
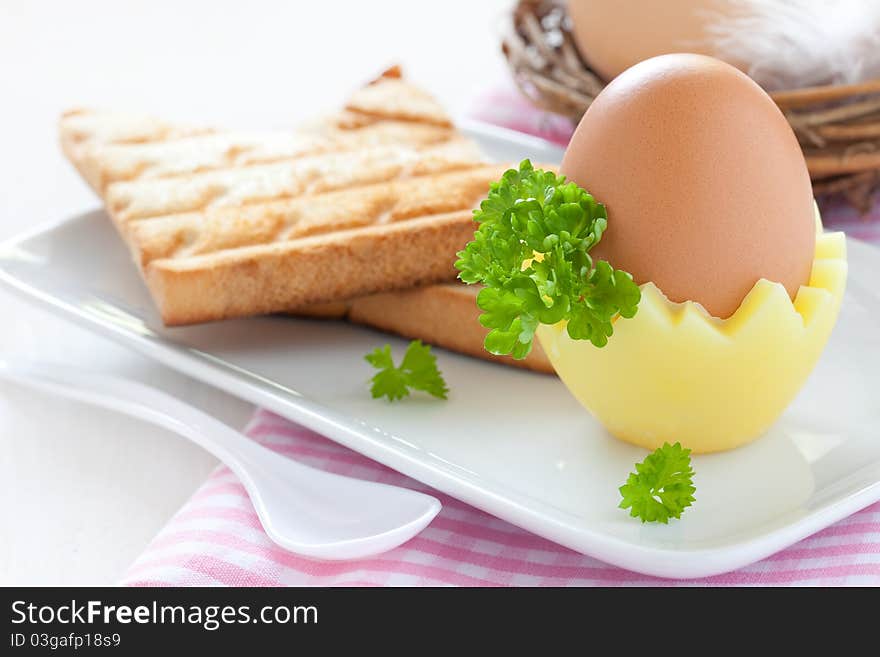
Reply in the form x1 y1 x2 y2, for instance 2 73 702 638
0 0 513 585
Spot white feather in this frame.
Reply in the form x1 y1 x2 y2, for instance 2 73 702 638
703 0 880 90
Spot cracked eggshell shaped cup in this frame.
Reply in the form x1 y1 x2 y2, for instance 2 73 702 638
537 212 847 454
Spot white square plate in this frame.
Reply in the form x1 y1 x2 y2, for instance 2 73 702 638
2 122 879 579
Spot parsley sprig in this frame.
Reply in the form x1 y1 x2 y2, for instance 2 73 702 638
454 160 640 359
619 443 696 523
365 340 448 402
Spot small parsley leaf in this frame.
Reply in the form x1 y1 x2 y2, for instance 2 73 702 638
619 442 696 524
454 159 640 359
365 340 449 402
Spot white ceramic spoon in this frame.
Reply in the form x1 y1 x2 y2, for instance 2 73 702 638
0 359 441 560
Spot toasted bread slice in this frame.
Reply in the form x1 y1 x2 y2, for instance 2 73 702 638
60 68 495 325
294 282 554 374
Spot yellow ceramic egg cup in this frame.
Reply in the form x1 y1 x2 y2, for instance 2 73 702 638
536 209 847 454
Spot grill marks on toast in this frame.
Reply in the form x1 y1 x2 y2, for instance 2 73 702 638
106 137 484 223
77 121 459 193
127 165 503 266
59 70 495 324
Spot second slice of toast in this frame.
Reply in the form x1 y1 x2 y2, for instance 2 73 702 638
296 282 555 374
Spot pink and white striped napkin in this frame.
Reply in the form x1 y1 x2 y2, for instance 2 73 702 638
122 84 880 586
122 409 880 586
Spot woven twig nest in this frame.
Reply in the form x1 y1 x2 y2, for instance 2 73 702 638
503 0 880 213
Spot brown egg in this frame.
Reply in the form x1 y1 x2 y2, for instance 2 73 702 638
560 54 815 319
566 0 746 81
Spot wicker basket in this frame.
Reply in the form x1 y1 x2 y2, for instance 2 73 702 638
502 0 880 212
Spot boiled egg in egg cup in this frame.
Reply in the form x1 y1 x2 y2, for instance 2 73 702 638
534 54 847 454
